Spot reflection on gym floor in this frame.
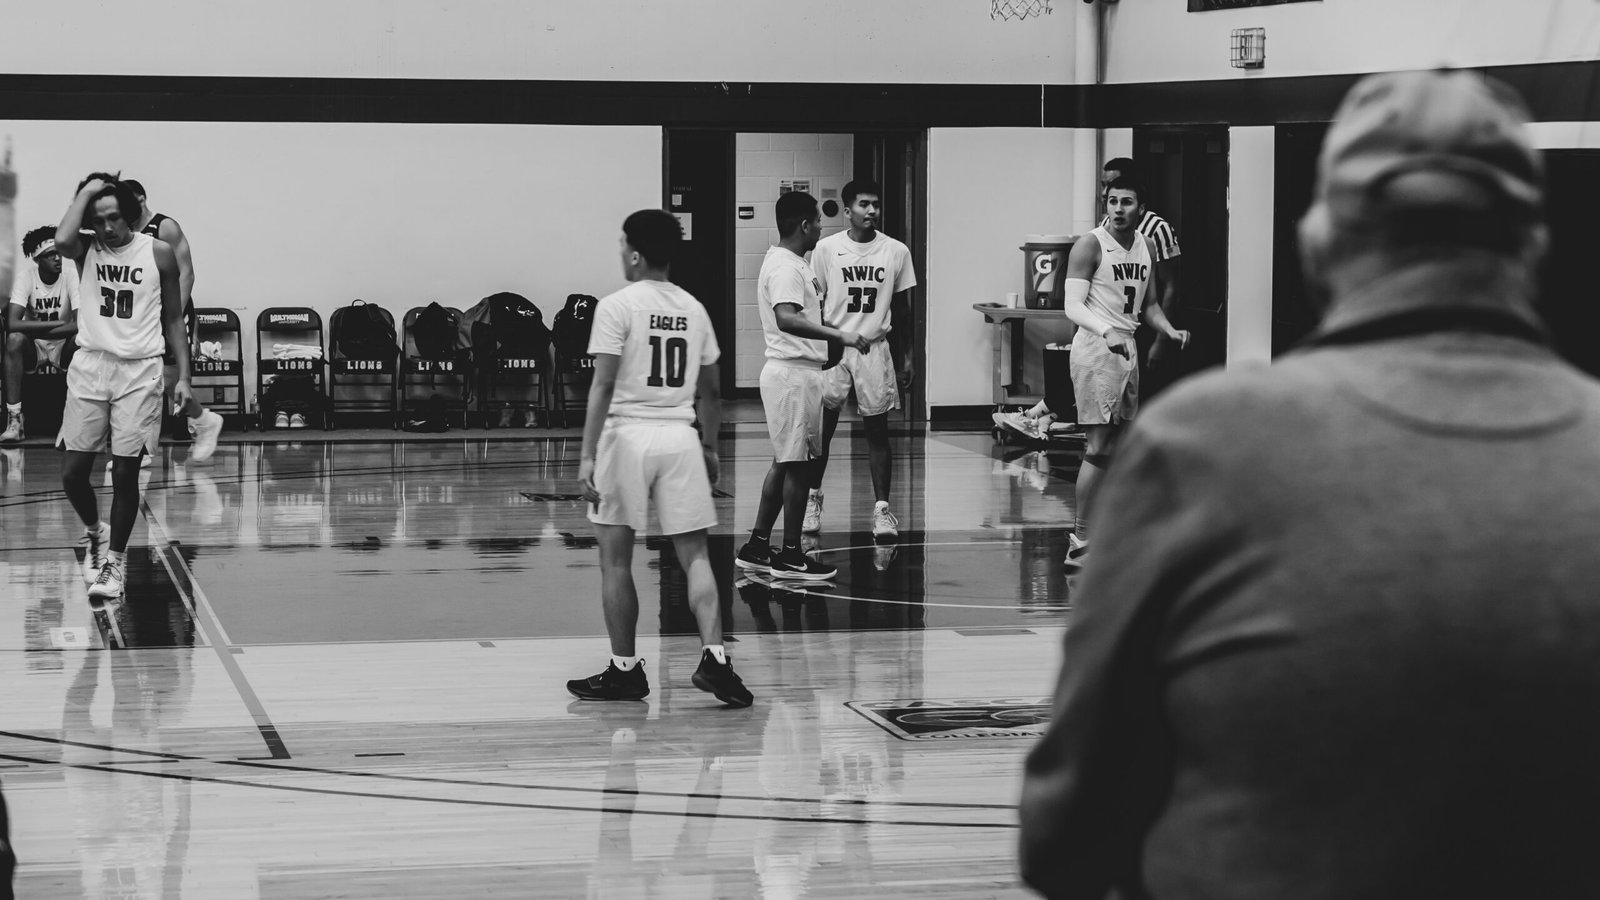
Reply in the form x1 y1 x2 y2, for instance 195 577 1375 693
0 426 1074 898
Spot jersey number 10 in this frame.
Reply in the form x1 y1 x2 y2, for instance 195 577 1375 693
99 287 135 319
647 335 688 387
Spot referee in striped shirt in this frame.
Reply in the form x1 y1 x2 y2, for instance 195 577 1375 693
1101 158 1183 389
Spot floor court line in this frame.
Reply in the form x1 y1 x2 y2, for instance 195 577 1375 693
0 728 1014 811
140 496 292 760
0 751 1015 829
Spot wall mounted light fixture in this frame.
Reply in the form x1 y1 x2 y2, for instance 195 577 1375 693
1231 27 1266 68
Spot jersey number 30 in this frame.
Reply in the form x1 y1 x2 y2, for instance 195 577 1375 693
99 287 134 319
647 335 688 387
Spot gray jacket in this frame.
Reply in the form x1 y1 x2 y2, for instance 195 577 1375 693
1020 251 1600 899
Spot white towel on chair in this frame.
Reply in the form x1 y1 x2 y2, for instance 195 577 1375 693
272 343 323 360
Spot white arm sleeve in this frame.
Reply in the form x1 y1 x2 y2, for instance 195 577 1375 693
1060 278 1109 339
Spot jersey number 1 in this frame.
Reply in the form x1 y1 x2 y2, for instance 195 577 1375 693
99 287 134 319
647 335 688 387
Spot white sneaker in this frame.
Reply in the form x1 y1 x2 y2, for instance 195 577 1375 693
993 411 1044 441
873 542 898 571
88 558 125 604
802 490 823 533
78 523 111 584
288 412 307 429
190 410 224 463
1 447 20 484
871 503 899 539
274 410 290 429
1064 533 1089 570
0 412 22 444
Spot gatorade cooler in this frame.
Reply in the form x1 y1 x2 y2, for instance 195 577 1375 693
1021 234 1075 309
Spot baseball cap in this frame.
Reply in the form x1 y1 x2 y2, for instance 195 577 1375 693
1314 69 1543 228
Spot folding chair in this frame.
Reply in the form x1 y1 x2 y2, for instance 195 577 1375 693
255 307 328 430
399 306 470 430
191 308 246 422
327 302 400 429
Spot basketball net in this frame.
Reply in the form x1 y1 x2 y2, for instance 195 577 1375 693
991 0 1051 20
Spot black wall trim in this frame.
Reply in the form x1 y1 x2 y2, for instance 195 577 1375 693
1047 60 1600 128
0 75 1053 128
930 405 993 430
4 59 1594 130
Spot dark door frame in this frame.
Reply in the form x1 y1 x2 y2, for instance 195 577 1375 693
663 126 929 418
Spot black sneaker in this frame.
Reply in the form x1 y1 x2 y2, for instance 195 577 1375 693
735 540 772 573
567 661 649 701
692 649 754 708
769 546 836 581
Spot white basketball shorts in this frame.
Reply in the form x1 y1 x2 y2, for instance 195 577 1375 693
58 348 164 457
759 360 824 463
1069 327 1139 426
822 339 899 417
588 418 717 535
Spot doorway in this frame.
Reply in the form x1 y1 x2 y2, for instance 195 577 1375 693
663 128 927 417
1540 150 1600 376
1271 122 1328 356
1132 126 1230 397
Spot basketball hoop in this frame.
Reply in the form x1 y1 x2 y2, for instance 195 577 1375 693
991 0 1051 20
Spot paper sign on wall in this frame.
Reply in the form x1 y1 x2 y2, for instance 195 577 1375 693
674 212 693 240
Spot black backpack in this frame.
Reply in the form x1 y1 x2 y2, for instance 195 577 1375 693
483 292 550 362
335 299 398 361
402 393 450 432
411 302 463 361
551 293 598 363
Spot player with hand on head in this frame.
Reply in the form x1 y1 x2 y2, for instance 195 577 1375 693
53 173 189 602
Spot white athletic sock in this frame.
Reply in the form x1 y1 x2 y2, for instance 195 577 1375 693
108 550 127 566
5 403 20 416
704 644 726 664
874 500 889 511
611 655 640 672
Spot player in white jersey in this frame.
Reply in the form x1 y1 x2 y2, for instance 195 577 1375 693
3 226 80 443
735 192 870 582
806 180 918 540
126 179 224 463
569 209 752 707
1102 157 1188 394
54 174 189 603
1061 177 1189 570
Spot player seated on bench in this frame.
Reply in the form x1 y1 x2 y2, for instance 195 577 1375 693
3 226 80 443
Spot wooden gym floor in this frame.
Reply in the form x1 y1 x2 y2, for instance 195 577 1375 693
0 417 1082 899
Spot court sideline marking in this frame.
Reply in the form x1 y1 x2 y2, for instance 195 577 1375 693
141 497 292 759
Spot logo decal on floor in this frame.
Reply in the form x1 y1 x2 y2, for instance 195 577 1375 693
845 698 1051 741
